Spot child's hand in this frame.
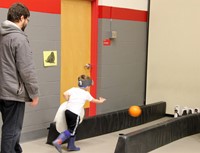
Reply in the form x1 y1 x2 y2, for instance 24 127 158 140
92 97 106 103
99 97 106 103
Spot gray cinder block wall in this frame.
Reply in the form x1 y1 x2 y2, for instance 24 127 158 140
22 12 61 141
0 6 147 141
0 9 61 142
97 19 147 114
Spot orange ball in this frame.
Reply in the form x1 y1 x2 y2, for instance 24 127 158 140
128 106 142 117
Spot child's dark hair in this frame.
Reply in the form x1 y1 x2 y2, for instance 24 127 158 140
78 75 92 88
7 3 30 22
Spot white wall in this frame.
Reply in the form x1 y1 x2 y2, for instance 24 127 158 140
147 0 200 114
98 0 148 11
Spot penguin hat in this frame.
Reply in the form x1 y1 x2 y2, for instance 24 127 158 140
78 75 93 88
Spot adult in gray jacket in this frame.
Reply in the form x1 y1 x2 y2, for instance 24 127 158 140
0 3 39 153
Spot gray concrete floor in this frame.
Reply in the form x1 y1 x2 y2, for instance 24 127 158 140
150 133 200 153
21 117 200 153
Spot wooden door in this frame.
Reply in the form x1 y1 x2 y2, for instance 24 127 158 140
60 0 92 109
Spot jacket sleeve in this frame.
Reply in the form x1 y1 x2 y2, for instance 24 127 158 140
15 36 39 99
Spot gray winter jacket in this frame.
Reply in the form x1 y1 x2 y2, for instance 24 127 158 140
0 20 39 102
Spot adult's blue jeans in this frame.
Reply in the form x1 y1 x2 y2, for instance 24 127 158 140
0 100 25 153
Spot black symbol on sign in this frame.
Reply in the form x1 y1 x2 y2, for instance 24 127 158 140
46 52 55 63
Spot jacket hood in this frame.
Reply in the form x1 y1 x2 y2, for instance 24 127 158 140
0 20 25 36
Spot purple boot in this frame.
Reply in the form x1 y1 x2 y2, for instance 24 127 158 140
67 136 80 151
53 130 71 153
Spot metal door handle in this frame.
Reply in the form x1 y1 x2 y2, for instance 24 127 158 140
84 63 91 69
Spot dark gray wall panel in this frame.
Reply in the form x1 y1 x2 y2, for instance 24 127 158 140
23 12 61 136
97 19 147 114
0 8 147 141
0 9 61 140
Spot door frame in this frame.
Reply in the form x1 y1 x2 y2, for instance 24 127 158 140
89 0 98 116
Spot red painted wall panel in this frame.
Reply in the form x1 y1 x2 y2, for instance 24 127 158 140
1 1 147 20
90 0 98 116
0 0 60 14
99 6 147 22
